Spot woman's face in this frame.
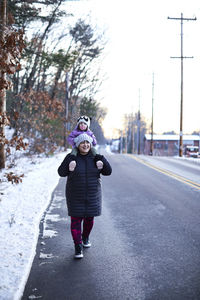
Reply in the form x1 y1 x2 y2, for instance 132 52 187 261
78 141 91 155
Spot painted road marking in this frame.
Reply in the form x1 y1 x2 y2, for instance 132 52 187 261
129 155 200 191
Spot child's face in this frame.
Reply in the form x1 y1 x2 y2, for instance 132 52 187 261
79 122 87 131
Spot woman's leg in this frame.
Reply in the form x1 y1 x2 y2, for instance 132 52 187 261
82 217 94 239
71 217 83 245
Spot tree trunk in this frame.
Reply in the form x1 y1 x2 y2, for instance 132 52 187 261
0 0 7 169
50 67 62 99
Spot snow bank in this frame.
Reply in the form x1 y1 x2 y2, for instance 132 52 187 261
0 151 68 300
175 156 200 165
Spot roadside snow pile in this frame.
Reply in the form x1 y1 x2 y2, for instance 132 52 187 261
0 151 68 300
176 156 200 165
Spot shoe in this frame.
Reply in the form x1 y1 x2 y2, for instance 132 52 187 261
74 244 83 258
69 160 76 171
82 237 91 248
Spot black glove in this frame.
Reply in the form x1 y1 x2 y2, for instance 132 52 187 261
68 154 77 162
94 154 103 163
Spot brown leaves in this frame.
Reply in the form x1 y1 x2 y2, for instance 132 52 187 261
20 90 64 117
4 172 24 184
15 89 64 154
0 112 10 127
0 111 28 149
8 136 28 151
0 25 25 90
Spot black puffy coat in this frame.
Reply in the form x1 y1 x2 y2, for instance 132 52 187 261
57 151 112 217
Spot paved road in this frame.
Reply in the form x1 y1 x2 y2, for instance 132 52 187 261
135 155 200 185
22 152 200 300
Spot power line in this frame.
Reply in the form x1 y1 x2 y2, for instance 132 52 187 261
168 13 196 157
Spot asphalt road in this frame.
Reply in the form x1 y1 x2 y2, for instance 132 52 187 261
22 151 200 300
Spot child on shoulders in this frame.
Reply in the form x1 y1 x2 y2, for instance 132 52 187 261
67 115 103 171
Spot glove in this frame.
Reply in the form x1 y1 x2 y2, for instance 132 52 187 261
94 154 103 163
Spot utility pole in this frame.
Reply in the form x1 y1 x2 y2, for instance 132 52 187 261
150 73 154 155
131 112 135 154
64 71 69 149
137 89 141 155
124 128 127 154
120 130 123 154
0 0 7 169
168 13 196 157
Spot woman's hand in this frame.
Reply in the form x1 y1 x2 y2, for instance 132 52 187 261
96 160 103 170
69 161 76 171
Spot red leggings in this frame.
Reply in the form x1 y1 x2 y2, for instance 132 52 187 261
70 216 94 245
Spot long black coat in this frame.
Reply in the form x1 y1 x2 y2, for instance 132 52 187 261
57 151 112 217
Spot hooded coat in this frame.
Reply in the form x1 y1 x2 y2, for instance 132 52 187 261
57 151 112 217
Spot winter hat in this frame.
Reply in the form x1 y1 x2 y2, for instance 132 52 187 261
77 115 90 128
74 133 93 147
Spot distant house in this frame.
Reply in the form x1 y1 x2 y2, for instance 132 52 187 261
144 134 200 156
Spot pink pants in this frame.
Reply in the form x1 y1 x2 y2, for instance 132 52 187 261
70 216 94 245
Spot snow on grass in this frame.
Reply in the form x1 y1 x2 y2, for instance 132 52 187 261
0 150 69 300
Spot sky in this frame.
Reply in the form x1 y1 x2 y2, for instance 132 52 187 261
64 0 200 138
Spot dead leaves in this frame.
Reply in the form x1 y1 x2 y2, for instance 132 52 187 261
3 172 24 184
0 24 25 90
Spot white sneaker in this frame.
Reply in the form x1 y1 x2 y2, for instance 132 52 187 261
82 237 91 248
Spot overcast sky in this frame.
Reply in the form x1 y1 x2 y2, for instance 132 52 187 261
65 0 200 138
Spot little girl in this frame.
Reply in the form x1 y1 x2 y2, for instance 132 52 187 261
67 115 103 171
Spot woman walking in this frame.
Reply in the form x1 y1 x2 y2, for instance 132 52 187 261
57 133 112 258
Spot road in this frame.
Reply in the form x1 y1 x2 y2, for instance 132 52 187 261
22 151 200 300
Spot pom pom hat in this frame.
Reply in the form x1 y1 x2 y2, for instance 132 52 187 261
77 115 90 128
74 133 93 148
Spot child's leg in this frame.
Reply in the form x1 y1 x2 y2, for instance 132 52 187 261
70 147 78 156
82 217 94 238
71 217 83 244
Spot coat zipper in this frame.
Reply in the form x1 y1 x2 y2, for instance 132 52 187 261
85 157 88 216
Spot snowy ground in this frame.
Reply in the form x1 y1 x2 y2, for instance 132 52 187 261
0 150 68 300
